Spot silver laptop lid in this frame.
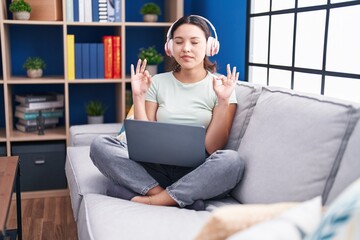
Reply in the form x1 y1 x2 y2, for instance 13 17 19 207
124 119 206 167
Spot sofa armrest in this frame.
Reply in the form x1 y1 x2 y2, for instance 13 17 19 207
69 123 123 146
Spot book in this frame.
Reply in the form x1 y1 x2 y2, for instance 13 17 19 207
114 0 121 22
84 0 93 22
89 43 98 78
92 0 99 21
78 0 85 22
97 43 105 78
15 109 64 120
81 43 90 79
66 0 74 22
16 94 64 111
73 0 79 21
15 92 58 104
16 123 57 133
103 36 113 78
18 117 59 126
67 34 76 80
75 43 83 79
106 0 115 22
99 0 108 22
112 36 121 78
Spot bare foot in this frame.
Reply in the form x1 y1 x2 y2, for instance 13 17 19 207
131 190 177 207
132 196 151 204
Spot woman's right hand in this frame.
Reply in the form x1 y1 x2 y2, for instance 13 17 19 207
130 59 152 97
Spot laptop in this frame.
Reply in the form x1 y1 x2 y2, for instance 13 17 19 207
124 119 206 167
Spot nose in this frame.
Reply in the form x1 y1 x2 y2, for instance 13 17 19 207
182 41 191 52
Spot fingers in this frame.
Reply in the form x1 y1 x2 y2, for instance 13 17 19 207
135 59 141 73
135 59 148 74
130 64 135 77
226 64 231 79
226 64 238 80
140 59 147 73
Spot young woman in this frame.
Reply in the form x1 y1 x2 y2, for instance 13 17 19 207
90 15 245 211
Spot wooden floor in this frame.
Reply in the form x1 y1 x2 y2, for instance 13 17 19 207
7 196 78 240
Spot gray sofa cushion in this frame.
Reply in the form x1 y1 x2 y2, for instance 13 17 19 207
225 82 262 150
231 87 359 204
78 193 211 240
325 115 360 205
69 123 122 146
65 146 110 221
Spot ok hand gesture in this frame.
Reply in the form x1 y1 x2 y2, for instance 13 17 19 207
130 59 152 97
213 64 239 103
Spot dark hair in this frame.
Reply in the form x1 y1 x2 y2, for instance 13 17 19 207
169 15 217 73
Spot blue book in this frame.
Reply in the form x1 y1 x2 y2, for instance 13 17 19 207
114 0 121 22
89 43 98 78
92 0 99 21
97 43 105 79
73 0 79 21
75 43 82 79
82 43 90 79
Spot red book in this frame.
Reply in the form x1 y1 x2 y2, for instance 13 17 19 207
112 36 121 79
102 36 113 79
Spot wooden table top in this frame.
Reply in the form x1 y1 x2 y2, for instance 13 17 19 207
0 156 19 234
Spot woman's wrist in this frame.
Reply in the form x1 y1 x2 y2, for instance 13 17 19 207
132 93 146 101
217 98 230 107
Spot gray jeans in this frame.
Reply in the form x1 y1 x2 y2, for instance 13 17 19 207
90 135 245 207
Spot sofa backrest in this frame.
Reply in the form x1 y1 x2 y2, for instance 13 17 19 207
228 83 360 205
225 82 262 150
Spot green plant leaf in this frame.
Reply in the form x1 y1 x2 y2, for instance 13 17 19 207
85 100 108 116
9 0 31 13
140 2 161 15
23 57 46 70
138 46 164 65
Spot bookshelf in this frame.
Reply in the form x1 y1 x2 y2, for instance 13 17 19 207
0 0 183 193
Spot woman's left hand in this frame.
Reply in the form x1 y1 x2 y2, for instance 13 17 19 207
213 64 239 103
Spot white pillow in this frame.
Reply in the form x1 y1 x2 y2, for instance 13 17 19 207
228 196 322 240
195 202 298 240
305 177 360 240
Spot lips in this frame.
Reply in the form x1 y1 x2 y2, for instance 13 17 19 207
181 55 192 60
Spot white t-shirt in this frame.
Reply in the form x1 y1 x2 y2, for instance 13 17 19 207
145 71 237 129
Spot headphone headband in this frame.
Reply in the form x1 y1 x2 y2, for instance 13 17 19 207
166 15 218 42
164 15 220 57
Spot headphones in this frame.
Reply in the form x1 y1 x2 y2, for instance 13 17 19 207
164 15 220 57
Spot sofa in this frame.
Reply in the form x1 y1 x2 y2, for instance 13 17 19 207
65 81 360 240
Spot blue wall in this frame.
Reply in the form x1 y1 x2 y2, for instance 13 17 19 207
0 0 248 127
184 0 247 80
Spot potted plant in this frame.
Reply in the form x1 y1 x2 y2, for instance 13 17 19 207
23 57 46 78
9 0 32 20
85 100 107 124
138 46 164 75
140 2 161 22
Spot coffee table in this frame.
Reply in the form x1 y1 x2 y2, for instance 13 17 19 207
0 156 22 240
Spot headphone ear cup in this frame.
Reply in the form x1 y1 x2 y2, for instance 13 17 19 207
165 39 173 57
206 36 219 56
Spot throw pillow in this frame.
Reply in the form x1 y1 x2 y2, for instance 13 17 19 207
305 177 360 240
117 105 134 140
228 196 322 240
195 202 299 240
231 87 359 204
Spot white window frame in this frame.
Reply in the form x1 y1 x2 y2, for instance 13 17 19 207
246 0 360 103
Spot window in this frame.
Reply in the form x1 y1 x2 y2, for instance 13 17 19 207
246 0 360 103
